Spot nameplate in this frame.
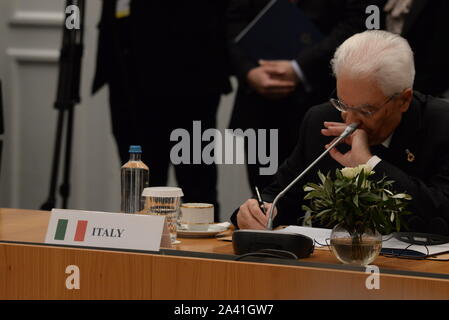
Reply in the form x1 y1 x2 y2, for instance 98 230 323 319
45 209 172 251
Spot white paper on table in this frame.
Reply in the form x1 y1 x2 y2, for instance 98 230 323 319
278 225 331 248
381 235 449 256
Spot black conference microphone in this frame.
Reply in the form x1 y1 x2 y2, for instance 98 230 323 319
232 123 359 259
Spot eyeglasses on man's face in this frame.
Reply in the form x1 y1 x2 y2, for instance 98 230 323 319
329 92 401 118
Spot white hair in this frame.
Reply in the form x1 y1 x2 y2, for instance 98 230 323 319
331 30 415 96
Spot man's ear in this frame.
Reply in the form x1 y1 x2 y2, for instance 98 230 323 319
399 88 413 112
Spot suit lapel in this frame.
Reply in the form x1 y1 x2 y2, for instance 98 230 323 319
401 0 429 37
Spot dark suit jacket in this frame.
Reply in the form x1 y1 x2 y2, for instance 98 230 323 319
231 92 449 235
399 0 449 96
227 0 386 130
92 0 231 96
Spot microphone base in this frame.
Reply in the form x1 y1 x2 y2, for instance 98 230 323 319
232 230 314 259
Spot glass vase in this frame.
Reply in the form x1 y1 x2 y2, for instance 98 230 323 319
330 222 382 266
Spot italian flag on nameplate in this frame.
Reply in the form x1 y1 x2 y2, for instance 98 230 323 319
54 219 88 242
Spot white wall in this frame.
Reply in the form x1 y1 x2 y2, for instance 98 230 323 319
0 0 251 221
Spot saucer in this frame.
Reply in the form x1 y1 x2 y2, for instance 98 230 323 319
177 223 229 238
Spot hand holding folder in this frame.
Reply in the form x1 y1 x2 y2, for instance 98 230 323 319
259 60 299 84
246 65 296 99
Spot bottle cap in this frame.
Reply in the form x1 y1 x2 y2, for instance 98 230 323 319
129 145 142 153
142 187 184 198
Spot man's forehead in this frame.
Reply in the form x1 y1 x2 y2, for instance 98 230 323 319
336 78 385 105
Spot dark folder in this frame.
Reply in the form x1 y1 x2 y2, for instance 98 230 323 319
235 0 324 61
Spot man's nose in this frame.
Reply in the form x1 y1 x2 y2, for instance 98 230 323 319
343 110 363 125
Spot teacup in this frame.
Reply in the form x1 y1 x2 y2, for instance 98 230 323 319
180 203 214 231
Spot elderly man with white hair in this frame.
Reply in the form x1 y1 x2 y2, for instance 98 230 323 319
232 30 449 236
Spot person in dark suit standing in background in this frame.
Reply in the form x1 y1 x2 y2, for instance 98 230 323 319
383 0 449 97
226 0 386 192
234 30 449 235
92 0 231 221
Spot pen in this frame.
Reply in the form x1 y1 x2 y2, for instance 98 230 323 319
255 186 267 215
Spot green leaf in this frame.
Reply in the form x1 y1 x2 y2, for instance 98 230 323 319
324 177 333 195
304 186 315 192
353 194 359 207
302 205 312 212
304 191 325 200
395 213 401 231
314 208 333 219
318 171 328 184
357 172 364 189
306 183 322 190
335 169 343 180
392 193 406 199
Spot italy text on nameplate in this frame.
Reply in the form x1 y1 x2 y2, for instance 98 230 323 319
45 209 172 251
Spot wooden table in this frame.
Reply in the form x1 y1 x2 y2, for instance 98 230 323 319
1 208 449 299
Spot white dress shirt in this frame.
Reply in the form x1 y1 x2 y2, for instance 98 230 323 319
290 60 312 92
366 134 393 169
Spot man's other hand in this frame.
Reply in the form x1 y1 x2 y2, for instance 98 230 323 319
247 66 296 99
321 122 372 167
259 60 300 84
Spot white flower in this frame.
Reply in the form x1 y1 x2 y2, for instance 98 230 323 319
341 164 373 179
341 167 357 179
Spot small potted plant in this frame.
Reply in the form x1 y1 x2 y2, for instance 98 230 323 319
302 165 411 266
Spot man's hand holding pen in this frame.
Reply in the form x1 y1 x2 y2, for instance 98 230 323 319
237 199 277 230
255 186 267 214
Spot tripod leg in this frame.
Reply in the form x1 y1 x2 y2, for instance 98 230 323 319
41 108 67 210
61 105 75 209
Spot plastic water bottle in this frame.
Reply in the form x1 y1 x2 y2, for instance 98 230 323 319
121 145 149 213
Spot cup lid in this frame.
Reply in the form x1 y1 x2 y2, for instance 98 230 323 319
181 203 214 208
142 187 183 197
